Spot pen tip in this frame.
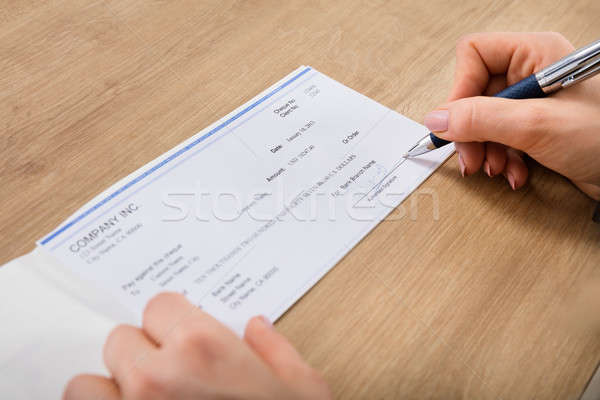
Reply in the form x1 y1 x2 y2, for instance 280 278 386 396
402 153 410 159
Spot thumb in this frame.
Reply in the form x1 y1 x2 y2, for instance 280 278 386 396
425 96 554 152
244 316 332 399
244 316 310 378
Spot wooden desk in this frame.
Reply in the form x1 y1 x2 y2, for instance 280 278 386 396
1 0 599 398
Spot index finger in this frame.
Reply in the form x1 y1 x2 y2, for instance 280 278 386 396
142 292 237 346
447 32 571 101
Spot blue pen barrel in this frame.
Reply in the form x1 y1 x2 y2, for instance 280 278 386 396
429 73 547 147
494 74 546 99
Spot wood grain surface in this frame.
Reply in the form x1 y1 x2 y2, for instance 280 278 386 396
1 1 599 398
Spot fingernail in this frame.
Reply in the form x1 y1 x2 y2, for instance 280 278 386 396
424 110 449 133
483 160 492 177
506 172 516 190
259 315 273 329
458 153 466 177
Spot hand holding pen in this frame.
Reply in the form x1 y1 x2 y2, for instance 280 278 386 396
405 32 600 206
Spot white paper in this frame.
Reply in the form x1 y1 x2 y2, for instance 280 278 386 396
0 250 116 399
37 66 453 333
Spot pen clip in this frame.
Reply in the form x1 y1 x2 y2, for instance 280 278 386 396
535 38 600 93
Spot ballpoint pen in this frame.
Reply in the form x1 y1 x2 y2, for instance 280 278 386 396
403 38 600 158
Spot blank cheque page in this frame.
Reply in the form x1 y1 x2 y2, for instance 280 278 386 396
38 66 454 334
